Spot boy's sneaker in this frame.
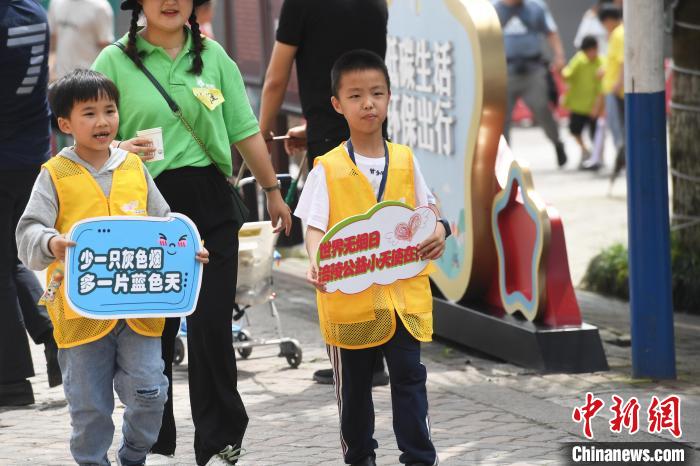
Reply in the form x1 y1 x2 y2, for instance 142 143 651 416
578 148 592 169
145 453 177 465
205 445 246 465
116 454 145 466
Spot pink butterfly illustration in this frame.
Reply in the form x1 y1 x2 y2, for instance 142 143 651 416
394 213 422 242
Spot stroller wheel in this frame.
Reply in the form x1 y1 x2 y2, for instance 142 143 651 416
173 337 185 365
281 341 302 368
236 329 253 359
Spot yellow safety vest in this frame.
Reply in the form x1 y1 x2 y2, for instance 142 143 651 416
43 154 165 348
315 143 433 349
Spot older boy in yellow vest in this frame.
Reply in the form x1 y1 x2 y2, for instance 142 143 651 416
295 50 449 466
16 69 208 466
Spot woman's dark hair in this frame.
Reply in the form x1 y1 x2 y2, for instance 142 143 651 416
48 69 120 118
188 11 205 75
124 4 143 66
330 49 391 98
125 4 205 75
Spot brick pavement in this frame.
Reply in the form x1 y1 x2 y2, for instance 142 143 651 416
2 269 699 465
2 128 698 465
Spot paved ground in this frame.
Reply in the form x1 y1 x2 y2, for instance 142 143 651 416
508 125 630 286
1 127 697 465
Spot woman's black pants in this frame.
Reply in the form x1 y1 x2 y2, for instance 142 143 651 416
151 165 247 465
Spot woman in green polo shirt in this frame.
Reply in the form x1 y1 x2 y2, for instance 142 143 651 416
92 1 292 465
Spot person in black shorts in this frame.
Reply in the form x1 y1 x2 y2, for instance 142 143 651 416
568 113 596 149
259 0 390 387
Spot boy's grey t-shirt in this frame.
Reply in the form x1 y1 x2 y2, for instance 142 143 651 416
16 147 170 271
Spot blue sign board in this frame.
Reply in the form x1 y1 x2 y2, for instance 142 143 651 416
64 214 203 319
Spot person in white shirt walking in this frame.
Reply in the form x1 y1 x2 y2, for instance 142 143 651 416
48 0 114 81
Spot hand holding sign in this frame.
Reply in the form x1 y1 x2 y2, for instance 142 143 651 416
64 213 204 319
48 234 76 261
317 201 437 295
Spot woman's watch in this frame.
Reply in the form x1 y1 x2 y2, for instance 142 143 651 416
262 181 281 193
438 218 452 238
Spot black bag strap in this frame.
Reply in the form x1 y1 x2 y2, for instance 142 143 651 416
112 42 226 177
113 42 179 113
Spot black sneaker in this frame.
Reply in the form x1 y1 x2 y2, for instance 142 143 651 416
0 380 34 407
312 368 334 385
371 370 389 387
44 336 62 388
351 456 376 466
555 142 568 168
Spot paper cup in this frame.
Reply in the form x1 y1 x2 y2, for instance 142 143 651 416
136 127 165 162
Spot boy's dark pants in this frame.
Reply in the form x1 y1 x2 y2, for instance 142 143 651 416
328 316 437 465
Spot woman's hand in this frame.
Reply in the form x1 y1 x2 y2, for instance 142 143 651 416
306 262 326 292
195 247 210 264
48 234 76 261
418 222 446 261
117 137 156 162
266 190 293 235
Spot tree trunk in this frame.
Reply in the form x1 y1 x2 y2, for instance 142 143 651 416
670 0 700 312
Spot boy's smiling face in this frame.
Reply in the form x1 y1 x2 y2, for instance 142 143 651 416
331 69 390 137
57 95 119 159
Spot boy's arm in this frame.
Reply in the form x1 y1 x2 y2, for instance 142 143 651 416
305 226 326 291
412 153 446 260
294 164 329 290
561 56 577 81
16 169 61 270
143 165 171 217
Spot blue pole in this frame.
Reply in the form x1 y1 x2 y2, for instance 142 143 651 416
625 1 676 379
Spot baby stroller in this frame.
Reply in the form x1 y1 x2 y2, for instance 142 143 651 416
173 178 302 369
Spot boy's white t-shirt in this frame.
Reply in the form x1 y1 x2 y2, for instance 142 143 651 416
294 145 436 232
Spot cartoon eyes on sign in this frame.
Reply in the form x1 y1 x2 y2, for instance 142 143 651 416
158 233 188 255
385 210 432 246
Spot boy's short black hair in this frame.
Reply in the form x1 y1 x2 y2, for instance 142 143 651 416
598 5 622 22
48 69 120 119
581 35 598 51
330 49 390 98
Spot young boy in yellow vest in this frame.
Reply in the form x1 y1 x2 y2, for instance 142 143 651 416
295 50 449 466
16 69 208 466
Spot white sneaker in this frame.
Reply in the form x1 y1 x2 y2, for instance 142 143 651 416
205 445 246 465
145 453 177 465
